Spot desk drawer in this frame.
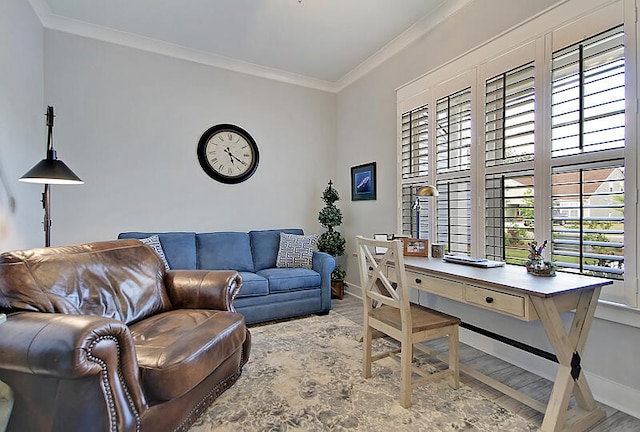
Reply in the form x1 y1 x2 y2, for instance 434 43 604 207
466 286 525 317
388 267 464 301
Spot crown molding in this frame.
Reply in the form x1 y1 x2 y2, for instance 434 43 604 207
335 0 474 92
28 0 472 94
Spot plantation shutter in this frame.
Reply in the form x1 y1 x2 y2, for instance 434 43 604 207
551 26 625 157
485 171 535 264
436 88 472 174
551 163 625 280
485 62 535 166
401 105 429 179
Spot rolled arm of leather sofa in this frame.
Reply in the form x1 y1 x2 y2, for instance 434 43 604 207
0 312 146 431
164 269 242 311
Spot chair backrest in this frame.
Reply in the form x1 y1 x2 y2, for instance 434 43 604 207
356 236 411 326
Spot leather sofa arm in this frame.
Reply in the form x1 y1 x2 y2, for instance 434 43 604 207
0 312 146 432
164 270 242 311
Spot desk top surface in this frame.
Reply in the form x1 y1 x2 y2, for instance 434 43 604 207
400 257 613 297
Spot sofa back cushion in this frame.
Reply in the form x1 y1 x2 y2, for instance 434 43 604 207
249 229 304 271
197 232 254 272
0 240 171 324
118 232 197 269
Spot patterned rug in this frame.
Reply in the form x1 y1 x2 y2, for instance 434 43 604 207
190 312 538 432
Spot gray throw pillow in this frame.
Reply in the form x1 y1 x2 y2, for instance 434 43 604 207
276 233 319 269
139 235 171 271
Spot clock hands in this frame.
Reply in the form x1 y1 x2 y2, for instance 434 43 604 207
224 147 248 166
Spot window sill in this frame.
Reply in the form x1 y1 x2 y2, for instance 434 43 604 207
594 300 640 329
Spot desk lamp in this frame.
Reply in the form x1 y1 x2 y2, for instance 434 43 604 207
411 185 439 239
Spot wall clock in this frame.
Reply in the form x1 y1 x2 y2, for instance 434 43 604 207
197 124 259 184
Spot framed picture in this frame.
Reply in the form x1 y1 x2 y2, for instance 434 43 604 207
373 233 389 254
351 162 377 201
403 238 428 257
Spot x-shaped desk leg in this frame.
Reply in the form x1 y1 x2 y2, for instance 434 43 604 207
531 287 605 432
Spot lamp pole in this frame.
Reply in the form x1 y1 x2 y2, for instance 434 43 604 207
42 107 54 247
19 106 83 247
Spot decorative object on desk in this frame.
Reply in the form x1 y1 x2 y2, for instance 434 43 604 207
19 106 84 247
525 240 556 276
431 243 444 258
373 233 390 254
403 238 428 257
318 180 346 298
350 162 376 201
411 185 439 239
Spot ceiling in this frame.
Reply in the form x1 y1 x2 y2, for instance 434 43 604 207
30 0 473 92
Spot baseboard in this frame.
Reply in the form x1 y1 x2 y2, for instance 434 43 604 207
346 282 640 420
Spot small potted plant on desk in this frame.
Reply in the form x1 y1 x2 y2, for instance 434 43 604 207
318 180 346 299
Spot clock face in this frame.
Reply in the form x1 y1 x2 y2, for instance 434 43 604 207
197 124 259 184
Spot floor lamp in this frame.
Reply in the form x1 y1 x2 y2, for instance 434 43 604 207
411 185 439 239
19 106 83 247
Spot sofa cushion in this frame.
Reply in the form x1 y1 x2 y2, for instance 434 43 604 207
130 309 246 402
257 268 321 293
249 229 304 271
235 272 269 298
139 235 171 271
276 233 318 269
118 232 197 270
197 232 254 272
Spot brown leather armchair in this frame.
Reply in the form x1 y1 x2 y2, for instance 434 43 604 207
0 239 251 432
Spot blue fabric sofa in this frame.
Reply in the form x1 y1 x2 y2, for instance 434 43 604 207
118 229 335 324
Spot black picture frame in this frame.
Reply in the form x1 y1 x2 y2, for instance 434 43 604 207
351 162 377 201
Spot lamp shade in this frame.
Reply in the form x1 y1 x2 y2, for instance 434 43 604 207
416 185 439 197
19 158 83 185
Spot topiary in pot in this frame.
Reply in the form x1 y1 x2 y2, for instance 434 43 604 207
318 181 346 298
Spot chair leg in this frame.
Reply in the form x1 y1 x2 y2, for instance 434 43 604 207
363 324 372 379
400 341 412 408
448 324 460 389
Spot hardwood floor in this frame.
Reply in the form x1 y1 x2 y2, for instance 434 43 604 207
331 292 640 431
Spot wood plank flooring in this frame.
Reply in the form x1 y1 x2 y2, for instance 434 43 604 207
331 292 640 431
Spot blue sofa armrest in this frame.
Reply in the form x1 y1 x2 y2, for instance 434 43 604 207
312 251 336 312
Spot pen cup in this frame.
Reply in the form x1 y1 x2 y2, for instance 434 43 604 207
431 243 444 259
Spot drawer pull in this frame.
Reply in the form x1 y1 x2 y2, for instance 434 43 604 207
368 266 373 271
485 296 494 304
415 278 422 284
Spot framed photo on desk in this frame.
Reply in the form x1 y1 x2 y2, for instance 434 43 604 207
403 238 428 257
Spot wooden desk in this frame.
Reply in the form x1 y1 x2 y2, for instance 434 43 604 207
383 257 613 432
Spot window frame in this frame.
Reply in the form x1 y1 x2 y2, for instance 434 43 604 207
396 0 638 309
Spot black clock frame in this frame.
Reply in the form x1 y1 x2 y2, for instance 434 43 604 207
197 123 259 184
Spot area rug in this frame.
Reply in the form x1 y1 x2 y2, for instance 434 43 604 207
190 312 538 431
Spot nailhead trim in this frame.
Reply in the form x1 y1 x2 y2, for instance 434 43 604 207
173 369 243 432
87 335 141 432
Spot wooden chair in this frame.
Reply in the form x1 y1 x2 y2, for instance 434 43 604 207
355 235 460 408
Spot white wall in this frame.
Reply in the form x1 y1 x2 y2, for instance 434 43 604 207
336 0 640 418
0 0 45 250
42 31 336 245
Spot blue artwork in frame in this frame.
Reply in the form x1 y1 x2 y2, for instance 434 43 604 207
351 162 376 201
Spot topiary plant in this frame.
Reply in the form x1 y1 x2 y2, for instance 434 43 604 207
318 180 346 280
